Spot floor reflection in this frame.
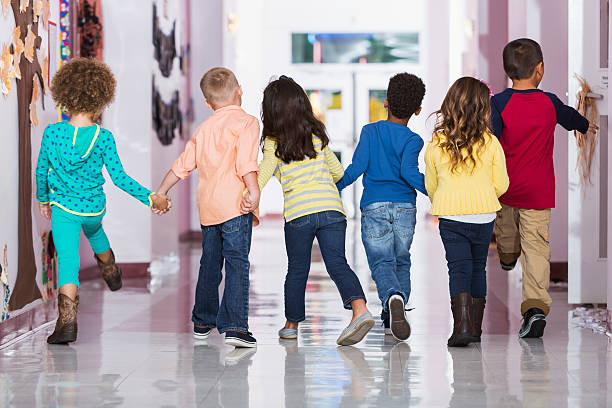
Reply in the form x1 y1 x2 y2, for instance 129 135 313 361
0 214 610 407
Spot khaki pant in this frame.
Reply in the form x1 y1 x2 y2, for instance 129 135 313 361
494 204 552 315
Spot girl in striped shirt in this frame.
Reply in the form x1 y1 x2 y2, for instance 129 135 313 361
241 76 374 346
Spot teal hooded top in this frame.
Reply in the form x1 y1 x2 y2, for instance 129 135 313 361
36 121 153 216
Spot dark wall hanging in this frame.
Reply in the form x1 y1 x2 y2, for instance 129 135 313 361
77 0 103 60
8 0 46 311
153 2 176 78
152 76 182 146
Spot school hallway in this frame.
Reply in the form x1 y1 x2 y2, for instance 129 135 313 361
0 212 609 408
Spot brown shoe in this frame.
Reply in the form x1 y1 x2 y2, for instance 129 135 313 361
448 292 473 347
471 297 486 342
95 250 122 291
47 294 79 344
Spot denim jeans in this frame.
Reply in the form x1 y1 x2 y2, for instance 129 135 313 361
284 211 366 323
192 213 253 333
438 218 494 298
361 202 416 320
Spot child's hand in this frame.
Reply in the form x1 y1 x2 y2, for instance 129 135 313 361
240 191 260 214
39 203 51 220
151 193 172 215
588 121 599 133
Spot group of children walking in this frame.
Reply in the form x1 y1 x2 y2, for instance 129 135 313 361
37 38 593 349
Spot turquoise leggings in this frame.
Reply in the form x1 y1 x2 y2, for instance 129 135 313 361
51 206 110 288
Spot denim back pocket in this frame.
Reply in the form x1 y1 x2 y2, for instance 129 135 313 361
286 215 310 229
222 215 243 233
395 205 417 238
361 205 391 239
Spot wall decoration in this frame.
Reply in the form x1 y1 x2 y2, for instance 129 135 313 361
369 90 387 123
7 0 45 311
2 0 10 17
59 0 70 63
29 72 39 123
153 2 176 78
12 26 24 79
40 232 57 300
574 75 599 187
1 245 10 321
152 75 181 146
0 43 14 96
77 0 102 59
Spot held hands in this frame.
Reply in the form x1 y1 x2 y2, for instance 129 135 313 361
240 190 260 214
151 193 172 215
588 121 599 133
39 203 51 220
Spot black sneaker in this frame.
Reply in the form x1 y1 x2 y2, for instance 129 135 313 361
500 260 517 271
518 308 546 338
193 325 213 339
388 294 411 341
225 330 257 348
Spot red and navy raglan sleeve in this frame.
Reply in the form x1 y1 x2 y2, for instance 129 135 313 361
490 90 512 138
544 92 589 134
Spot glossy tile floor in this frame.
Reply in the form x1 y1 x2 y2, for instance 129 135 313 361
1 213 611 407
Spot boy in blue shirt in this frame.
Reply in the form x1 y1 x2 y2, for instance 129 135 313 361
337 73 427 341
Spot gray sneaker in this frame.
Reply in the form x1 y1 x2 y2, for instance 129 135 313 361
336 312 375 346
278 327 298 339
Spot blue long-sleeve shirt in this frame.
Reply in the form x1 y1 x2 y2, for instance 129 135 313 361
336 120 427 208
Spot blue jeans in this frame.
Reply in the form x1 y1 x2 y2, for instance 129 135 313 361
284 211 366 323
192 213 253 333
361 202 416 320
438 218 494 298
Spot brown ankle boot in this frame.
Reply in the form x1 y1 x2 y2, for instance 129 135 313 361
448 292 473 347
471 297 486 342
47 294 79 344
95 250 122 291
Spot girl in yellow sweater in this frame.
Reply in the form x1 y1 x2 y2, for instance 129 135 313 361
424 77 509 347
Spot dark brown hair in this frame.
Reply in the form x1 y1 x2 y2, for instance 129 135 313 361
433 77 491 173
387 72 425 119
50 57 116 115
503 38 543 80
261 76 329 163
200 67 239 106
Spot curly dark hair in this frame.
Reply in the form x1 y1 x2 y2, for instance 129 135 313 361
386 73 425 119
50 57 116 115
261 76 329 163
433 77 491 174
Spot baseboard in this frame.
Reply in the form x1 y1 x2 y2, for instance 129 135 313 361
79 262 150 282
0 299 56 347
550 262 568 282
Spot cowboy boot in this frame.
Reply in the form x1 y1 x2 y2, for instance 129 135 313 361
47 294 79 344
95 249 122 291
471 297 486 342
448 292 473 347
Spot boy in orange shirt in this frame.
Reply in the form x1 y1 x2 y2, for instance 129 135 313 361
156 68 260 348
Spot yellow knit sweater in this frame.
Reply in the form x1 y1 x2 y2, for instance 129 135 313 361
424 132 509 216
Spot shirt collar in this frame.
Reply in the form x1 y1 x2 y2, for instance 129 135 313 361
214 105 243 114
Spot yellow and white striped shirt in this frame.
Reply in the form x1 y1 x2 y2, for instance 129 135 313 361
258 136 346 222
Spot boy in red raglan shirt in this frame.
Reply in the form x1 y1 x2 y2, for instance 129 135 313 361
491 38 596 339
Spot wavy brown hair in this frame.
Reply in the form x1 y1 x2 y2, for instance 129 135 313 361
433 77 492 173
261 76 329 163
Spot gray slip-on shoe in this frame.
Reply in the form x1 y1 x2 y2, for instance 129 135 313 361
336 312 375 346
278 327 298 339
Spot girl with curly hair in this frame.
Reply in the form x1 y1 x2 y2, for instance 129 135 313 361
424 77 509 347
36 58 169 344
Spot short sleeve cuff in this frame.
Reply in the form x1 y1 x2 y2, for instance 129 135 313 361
171 162 191 179
237 162 259 177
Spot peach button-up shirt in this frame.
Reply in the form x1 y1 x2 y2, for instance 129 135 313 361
171 105 260 226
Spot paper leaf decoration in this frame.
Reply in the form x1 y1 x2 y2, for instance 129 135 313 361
0 43 14 96
20 0 28 13
41 55 48 92
29 74 40 125
12 27 24 80
1 0 10 18
42 0 50 29
33 0 42 22
1 245 7 285
23 25 35 62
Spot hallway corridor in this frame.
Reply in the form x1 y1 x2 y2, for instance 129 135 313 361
0 214 610 407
